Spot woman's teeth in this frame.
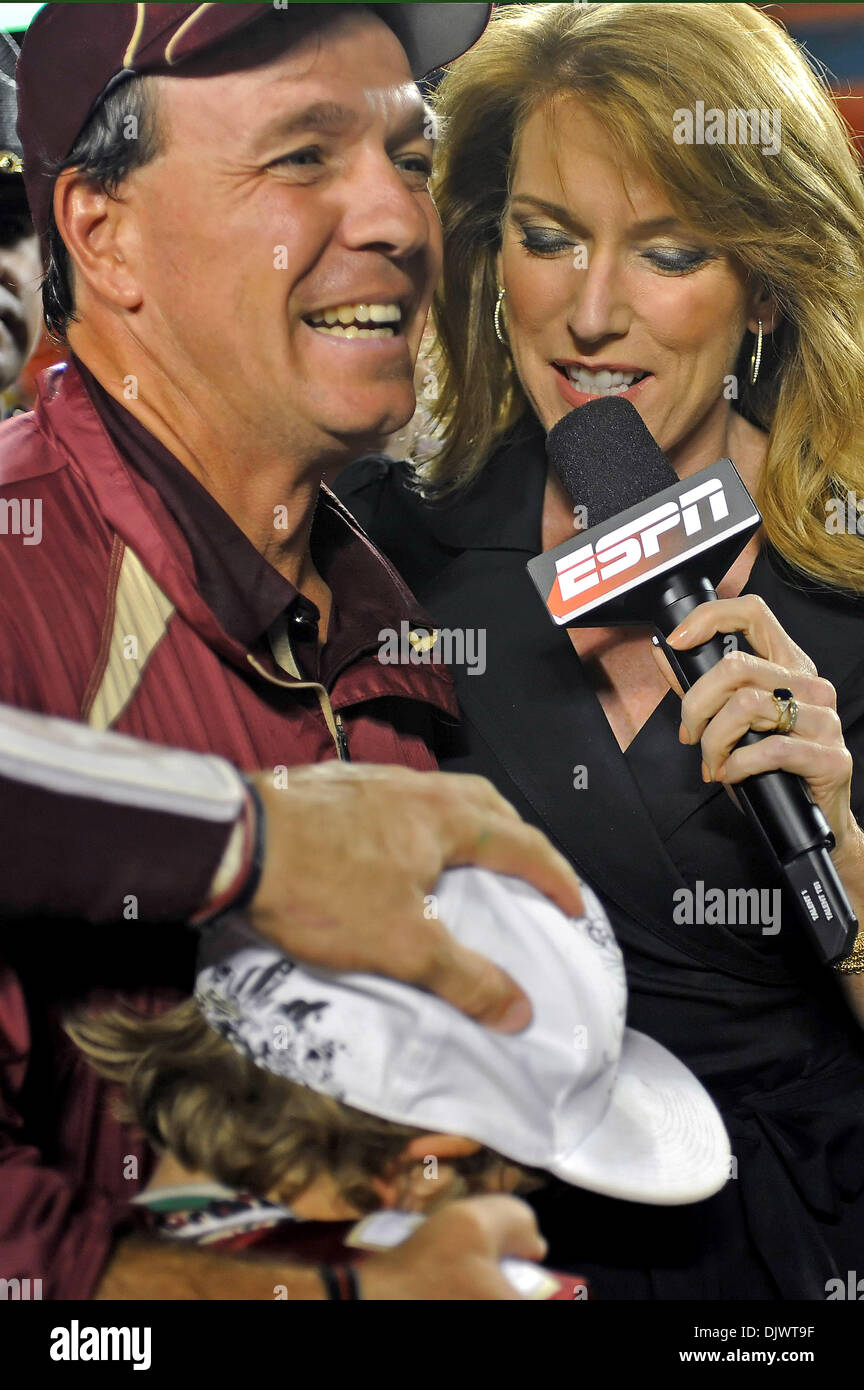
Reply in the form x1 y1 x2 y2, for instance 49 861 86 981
563 366 648 396
305 302 401 339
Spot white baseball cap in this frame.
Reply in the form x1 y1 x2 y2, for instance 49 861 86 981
195 868 730 1205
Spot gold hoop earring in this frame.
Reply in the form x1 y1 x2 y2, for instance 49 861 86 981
749 319 763 385
494 286 507 345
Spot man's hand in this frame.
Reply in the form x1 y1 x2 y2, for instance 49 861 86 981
359 1195 548 1300
96 1196 547 1300
247 763 584 1031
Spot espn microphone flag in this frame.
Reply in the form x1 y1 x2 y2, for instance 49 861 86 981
527 398 761 628
526 398 857 966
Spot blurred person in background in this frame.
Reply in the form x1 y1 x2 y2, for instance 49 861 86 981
0 30 43 417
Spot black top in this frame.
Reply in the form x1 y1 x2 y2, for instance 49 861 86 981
335 414 864 1299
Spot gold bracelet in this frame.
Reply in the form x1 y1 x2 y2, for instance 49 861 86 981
833 929 864 974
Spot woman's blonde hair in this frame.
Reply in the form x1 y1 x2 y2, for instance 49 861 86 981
65 1001 527 1213
424 1 864 593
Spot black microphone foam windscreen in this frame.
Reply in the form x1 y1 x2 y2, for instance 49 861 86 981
546 398 678 528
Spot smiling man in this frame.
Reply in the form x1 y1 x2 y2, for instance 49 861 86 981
0 2 589 1303
24 3 445 620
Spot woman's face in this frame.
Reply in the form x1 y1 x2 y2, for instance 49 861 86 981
497 98 767 468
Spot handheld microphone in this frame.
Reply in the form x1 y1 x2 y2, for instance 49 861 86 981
526 397 857 964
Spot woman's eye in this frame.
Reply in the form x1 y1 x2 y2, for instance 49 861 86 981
643 248 712 274
518 229 573 256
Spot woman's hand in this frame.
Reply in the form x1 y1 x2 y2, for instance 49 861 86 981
659 594 864 1026
661 595 862 865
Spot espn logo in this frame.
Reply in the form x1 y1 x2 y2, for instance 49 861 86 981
532 461 760 626
554 478 729 606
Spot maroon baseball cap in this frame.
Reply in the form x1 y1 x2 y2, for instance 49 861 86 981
16 2 492 239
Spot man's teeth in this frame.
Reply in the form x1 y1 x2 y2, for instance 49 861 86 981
306 302 401 339
564 366 648 395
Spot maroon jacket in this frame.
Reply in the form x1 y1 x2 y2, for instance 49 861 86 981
0 359 458 1298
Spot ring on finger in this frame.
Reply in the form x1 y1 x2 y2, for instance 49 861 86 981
771 686 799 735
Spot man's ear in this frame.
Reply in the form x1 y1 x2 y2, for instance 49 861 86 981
52 168 143 314
399 1133 483 1163
370 1134 485 1209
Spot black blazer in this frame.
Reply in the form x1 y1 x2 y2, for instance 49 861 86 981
334 414 864 1298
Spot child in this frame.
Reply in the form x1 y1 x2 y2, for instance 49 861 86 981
68 868 731 1293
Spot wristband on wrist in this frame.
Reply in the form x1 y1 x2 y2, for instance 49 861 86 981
190 780 266 927
319 1264 362 1300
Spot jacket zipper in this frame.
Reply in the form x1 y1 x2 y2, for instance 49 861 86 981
245 654 348 762
335 713 351 762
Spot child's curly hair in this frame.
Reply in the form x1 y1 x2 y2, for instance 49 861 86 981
66 1000 537 1214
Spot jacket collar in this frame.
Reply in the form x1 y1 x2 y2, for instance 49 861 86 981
72 351 297 651
34 358 457 712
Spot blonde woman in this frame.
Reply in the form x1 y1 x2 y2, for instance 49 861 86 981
336 2 864 1299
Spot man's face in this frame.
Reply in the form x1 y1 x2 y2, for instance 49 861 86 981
0 195 41 393
119 7 441 462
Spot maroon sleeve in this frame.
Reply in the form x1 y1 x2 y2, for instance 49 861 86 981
0 771 239 923
0 706 250 923
0 960 140 1300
